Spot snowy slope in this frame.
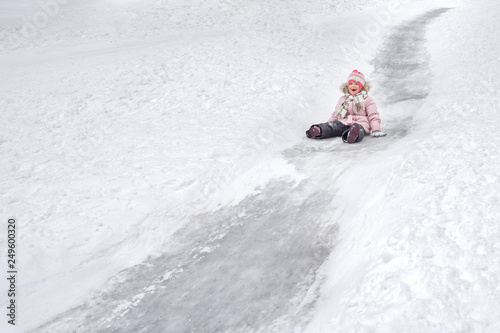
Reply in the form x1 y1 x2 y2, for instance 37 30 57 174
1 0 499 332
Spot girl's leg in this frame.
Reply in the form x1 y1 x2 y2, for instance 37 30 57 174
342 123 366 143
306 120 349 139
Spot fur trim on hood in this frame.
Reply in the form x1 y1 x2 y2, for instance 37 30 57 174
340 80 371 94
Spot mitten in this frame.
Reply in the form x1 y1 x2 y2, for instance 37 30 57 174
371 131 387 137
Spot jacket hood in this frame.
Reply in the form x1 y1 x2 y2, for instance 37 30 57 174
340 80 371 94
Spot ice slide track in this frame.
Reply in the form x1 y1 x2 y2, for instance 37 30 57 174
36 8 450 333
373 8 450 104
36 180 338 333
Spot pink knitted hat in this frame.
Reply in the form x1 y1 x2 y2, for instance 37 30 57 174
347 70 366 90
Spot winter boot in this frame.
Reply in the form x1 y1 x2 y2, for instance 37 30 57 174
306 126 321 138
343 123 361 144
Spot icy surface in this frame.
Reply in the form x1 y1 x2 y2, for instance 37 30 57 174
1 0 500 332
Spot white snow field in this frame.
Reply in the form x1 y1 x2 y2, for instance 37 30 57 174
1 0 499 332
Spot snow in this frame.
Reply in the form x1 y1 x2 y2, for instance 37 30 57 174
1 0 499 332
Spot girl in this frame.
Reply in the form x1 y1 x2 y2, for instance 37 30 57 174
305 70 386 143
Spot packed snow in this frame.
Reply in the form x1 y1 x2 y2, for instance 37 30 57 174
1 0 499 332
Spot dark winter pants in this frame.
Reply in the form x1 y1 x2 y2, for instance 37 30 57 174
313 120 366 143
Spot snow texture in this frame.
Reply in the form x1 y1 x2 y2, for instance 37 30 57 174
1 0 499 332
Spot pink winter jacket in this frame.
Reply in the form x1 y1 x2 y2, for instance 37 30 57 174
328 95 381 134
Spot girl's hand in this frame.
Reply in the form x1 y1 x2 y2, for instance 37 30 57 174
371 131 387 137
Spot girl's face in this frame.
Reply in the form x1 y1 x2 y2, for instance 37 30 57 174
348 81 361 95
